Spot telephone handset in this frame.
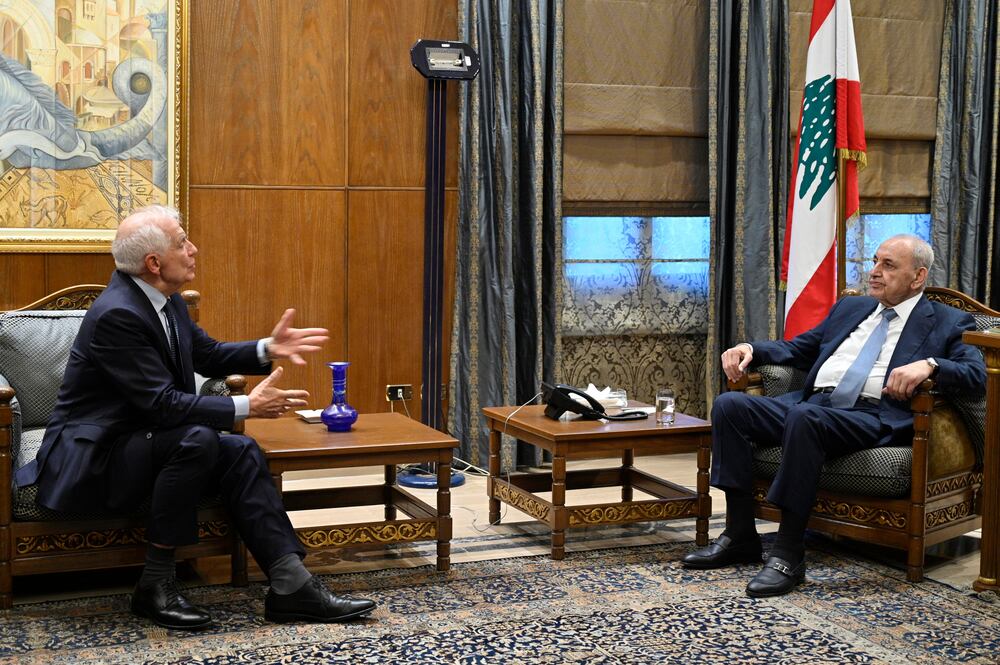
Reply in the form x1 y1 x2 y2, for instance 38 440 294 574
541 382 648 421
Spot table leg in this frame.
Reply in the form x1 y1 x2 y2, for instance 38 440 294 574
488 429 501 524
436 458 452 571
974 348 1000 593
552 453 567 560
384 464 397 521
231 535 248 586
621 449 634 502
696 434 711 547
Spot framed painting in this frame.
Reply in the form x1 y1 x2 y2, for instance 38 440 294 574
0 0 186 252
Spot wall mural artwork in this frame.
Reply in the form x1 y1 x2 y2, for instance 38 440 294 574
0 0 185 252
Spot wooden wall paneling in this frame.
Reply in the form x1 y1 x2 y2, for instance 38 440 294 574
188 188 347 408
0 255 46 309
189 0 348 186
348 0 459 187
45 254 117 293
346 190 457 417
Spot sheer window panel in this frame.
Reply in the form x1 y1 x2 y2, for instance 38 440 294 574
845 213 932 290
563 216 709 336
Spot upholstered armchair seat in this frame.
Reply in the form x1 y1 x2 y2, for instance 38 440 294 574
0 285 247 609
732 287 996 582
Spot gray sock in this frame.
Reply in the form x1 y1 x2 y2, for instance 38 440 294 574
267 553 312 595
139 544 176 587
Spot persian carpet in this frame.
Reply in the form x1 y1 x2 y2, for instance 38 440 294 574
1 538 998 664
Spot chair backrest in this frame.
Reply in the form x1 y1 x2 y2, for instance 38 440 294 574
924 287 1000 464
0 286 104 429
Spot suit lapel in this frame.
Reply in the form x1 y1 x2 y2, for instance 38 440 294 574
886 295 934 372
806 298 879 388
116 272 188 385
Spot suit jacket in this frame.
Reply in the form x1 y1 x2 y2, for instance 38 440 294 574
750 294 986 446
15 270 271 512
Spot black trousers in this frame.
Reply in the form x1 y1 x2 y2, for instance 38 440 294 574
108 425 304 571
710 391 884 516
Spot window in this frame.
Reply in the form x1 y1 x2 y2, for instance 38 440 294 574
846 213 931 289
562 216 710 336
84 2 97 21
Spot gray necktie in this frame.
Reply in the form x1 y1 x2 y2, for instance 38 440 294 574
829 308 898 408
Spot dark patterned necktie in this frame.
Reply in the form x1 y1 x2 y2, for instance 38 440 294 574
162 304 180 367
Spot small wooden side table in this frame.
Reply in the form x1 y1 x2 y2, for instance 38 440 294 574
482 405 711 559
964 330 1000 594
245 412 457 571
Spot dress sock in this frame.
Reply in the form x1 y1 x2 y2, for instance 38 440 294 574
138 544 176 588
771 508 808 564
721 490 759 542
267 552 312 595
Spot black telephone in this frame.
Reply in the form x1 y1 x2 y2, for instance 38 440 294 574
541 382 648 421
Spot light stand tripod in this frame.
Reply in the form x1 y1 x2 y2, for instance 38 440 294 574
397 39 480 490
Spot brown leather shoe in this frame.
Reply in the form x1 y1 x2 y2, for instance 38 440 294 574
131 578 213 630
681 534 763 569
264 576 376 623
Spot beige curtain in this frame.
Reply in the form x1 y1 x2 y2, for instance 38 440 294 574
563 0 709 205
561 0 710 416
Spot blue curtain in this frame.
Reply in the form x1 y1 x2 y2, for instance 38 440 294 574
931 0 999 306
449 0 564 470
706 0 789 402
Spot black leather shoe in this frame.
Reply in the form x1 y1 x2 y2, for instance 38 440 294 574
681 534 763 569
131 578 213 630
746 556 806 598
264 576 376 623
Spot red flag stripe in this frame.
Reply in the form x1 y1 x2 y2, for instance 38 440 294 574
808 0 836 42
784 245 837 339
835 79 866 151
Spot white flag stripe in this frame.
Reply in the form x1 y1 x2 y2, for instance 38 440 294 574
785 169 837 308
804 10 835 81
836 0 860 81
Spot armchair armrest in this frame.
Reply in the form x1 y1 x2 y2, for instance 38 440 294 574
198 374 248 434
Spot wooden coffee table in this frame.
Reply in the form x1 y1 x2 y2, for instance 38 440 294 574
244 412 457 571
482 405 711 559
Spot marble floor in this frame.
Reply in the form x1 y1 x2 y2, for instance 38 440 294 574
11 452 984 605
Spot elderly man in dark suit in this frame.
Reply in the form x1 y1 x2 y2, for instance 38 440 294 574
682 234 985 597
16 205 375 629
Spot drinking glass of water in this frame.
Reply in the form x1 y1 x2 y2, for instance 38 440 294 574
655 388 675 425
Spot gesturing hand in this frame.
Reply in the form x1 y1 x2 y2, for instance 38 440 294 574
268 308 329 365
249 367 310 418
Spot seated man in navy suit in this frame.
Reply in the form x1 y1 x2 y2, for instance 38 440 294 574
15 205 375 629
682 234 986 597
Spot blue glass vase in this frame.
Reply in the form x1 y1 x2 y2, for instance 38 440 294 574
320 362 358 432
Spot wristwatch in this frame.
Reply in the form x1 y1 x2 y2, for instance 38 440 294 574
925 357 940 378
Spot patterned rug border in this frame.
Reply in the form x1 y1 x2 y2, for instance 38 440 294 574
4 521 998 664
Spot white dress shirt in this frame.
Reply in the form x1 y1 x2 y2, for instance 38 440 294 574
812 291 923 399
129 275 258 421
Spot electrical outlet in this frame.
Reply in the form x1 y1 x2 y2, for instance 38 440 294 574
386 384 413 401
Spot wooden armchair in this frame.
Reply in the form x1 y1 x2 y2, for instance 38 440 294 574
730 286 997 582
0 285 248 609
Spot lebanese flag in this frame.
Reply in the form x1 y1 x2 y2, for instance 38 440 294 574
781 0 866 339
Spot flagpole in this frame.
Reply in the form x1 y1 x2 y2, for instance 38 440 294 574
836 153 847 296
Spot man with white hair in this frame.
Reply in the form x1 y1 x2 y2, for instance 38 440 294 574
682 234 985 597
16 205 376 629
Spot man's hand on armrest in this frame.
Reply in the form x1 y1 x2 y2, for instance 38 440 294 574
248 367 310 418
721 343 754 383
